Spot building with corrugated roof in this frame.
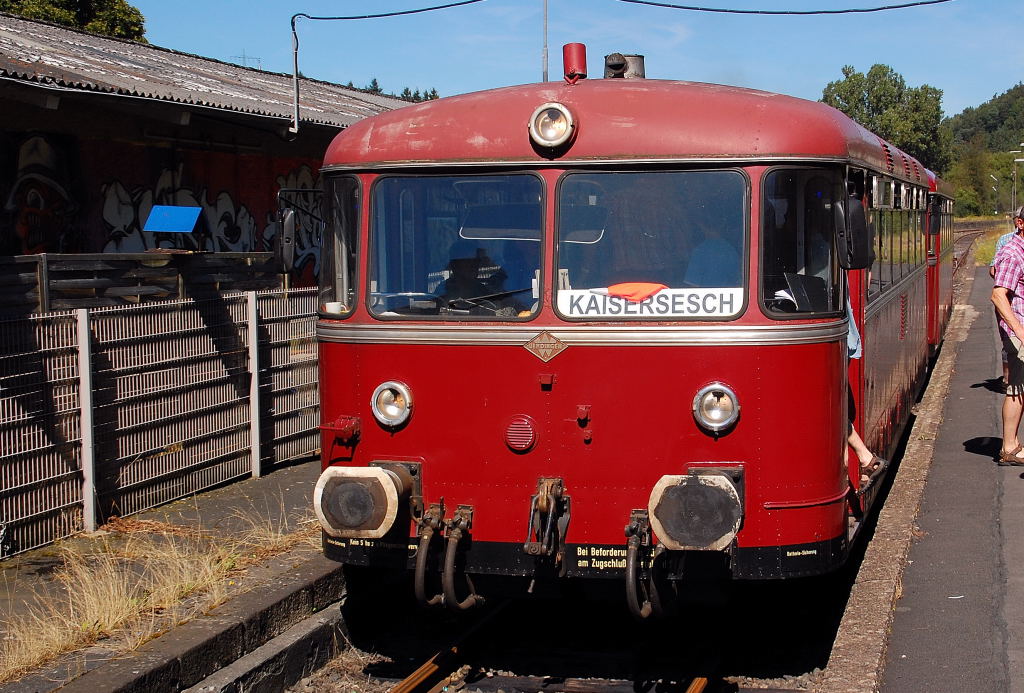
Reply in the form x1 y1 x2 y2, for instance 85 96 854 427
0 12 405 284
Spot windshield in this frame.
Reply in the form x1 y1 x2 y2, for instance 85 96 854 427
369 174 542 319
555 170 746 320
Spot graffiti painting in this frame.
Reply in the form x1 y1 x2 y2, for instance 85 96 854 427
2 134 81 254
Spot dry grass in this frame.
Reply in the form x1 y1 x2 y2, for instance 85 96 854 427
229 501 321 560
0 506 318 683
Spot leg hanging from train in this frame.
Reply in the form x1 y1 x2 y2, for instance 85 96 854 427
523 477 571 576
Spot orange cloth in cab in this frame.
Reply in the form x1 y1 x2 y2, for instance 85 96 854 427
605 282 669 302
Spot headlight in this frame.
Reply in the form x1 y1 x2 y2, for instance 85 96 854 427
371 381 413 427
692 382 739 432
528 102 576 148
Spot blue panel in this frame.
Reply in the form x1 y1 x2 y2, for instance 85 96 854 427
143 205 202 233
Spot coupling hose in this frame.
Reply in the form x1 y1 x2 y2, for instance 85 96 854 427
625 534 653 620
442 526 483 611
414 525 443 607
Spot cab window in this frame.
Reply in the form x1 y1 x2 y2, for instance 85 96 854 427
761 169 843 316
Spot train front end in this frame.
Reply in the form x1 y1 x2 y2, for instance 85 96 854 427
312 53 874 613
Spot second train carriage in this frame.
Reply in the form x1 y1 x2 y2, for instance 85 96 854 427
303 46 954 616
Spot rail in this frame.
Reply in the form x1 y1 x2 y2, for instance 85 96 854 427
953 230 986 275
385 600 803 692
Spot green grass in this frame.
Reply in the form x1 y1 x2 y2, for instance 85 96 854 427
975 228 1015 266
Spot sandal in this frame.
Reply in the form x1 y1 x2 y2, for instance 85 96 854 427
860 456 887 476
999 445 1024 466
858 456 889 494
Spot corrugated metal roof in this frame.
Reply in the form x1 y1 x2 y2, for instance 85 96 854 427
0 11 407 128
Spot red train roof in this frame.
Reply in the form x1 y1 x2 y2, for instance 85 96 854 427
324 78 927 184
926 169 955 198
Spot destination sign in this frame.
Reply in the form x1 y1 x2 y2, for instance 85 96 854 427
557 288 743 318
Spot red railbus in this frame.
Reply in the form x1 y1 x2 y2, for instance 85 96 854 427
309 46 953 616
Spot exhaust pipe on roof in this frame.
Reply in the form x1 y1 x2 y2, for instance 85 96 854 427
563 42 587 84
604 53 646 79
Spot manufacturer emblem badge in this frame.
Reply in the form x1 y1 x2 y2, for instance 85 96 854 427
524 331 567 362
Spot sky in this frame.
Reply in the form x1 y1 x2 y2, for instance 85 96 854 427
131 0 1021 118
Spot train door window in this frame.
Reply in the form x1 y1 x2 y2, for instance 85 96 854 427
761 168 843 316
368 174 543 319
554 170 746 320
319 175 359 316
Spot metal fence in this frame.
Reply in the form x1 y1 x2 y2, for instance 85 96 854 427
0 288 319 556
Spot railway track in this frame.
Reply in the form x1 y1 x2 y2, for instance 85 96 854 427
389 643 801 693
349 579 846 693
287 563 859 691
953 229 986 274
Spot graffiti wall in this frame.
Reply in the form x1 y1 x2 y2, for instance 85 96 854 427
0 132 323 283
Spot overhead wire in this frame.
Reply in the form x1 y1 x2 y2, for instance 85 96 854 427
291 0 487 29
288 0 487 134
615 0 953 15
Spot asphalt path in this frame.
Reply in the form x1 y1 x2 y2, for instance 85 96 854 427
881 265 1023 692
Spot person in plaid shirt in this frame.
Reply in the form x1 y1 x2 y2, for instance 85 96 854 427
991 206 1024 465
991 230 1017 390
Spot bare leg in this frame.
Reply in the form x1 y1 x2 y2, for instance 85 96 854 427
1001 391 1024 459
848 426 875 469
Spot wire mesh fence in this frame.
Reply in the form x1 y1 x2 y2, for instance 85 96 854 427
0 288 320 556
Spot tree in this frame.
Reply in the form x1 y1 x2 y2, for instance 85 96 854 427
0 0 146 40
364 78 382 95
821 64 950 173
944 83 1024 151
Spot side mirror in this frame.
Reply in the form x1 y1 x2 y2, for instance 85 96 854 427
277 208 296 273
928 199 941 235
835 194 874 270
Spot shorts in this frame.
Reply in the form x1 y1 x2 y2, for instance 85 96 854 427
999 331 1024 397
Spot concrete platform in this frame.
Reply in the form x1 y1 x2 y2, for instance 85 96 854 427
879 265 1022 692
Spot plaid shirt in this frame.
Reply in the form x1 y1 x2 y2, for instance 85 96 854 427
993 232 1024 337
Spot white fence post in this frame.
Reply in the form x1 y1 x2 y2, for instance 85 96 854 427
247 292 262 478
76 309 97 532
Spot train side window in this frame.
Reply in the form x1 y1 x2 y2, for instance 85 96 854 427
877 211 892 292
896 211 906 281
319 175 359 316
868 207 882 299
761 168 843 316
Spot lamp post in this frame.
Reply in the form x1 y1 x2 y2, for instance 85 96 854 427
992 174 1000 214
1013 146 1024 213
